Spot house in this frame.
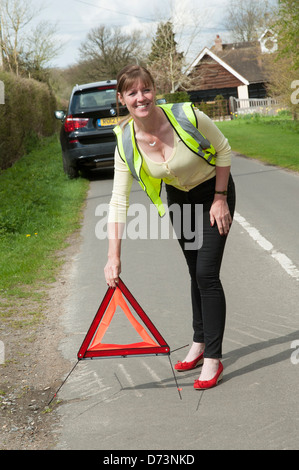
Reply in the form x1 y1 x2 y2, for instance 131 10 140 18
184 30 277 103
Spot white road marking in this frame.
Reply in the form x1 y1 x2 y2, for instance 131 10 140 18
140 360 166 387
234 211 299 282
117 363 143 398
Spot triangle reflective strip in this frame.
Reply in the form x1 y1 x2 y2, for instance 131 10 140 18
77 278 170 359
88 288 158 350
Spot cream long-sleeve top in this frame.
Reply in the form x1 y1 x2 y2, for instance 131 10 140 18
108 108 232 224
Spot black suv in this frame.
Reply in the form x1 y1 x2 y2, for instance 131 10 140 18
55 80 126 178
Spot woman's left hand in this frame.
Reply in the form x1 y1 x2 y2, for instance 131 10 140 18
210 197 232 236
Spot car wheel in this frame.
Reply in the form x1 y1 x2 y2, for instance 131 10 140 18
62 154 79 179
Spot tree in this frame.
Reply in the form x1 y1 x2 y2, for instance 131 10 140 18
147 21 184 93
223 0 274 42
264 54 298 118
272 0 299 69
0 0 36 75
21 21 61 82
264 0 299 118
78 25 146 82
0 0 61 79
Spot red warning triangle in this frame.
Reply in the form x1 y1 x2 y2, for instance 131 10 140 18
78 278 170 359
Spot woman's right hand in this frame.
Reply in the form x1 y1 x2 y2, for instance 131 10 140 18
104 256 121 288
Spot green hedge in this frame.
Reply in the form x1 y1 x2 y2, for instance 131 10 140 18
158 91 190 103
0 71 58 170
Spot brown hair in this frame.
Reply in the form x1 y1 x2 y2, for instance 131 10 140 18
116 65 155 117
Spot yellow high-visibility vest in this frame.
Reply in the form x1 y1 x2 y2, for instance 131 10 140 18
113 102 217 217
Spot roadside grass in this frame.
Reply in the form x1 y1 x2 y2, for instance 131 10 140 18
0 134 89 302
216 113 299 172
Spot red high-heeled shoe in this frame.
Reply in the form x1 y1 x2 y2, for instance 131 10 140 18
193 361 223 390
174 352 204 371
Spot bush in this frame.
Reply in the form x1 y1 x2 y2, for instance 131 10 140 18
196 96 229 120
162 91 190 103
0 71 58 170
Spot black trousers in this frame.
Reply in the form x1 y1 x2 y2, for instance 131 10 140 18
166 174 236 359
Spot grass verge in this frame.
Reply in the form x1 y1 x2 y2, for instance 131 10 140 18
216 114 299 172
0 134 89 296
0 135 89 449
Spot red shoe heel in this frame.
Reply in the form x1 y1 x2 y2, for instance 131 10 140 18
193 361 223 390
174 352 204 372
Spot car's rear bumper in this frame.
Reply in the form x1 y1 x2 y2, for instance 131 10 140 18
64 141 116 169
77 154 114 169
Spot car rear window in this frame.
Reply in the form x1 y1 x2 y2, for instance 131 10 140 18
70 86 117 113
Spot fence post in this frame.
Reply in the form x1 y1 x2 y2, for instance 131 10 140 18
229 96 235 117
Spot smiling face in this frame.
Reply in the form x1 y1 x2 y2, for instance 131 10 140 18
116 65 157 122
118 79 156 120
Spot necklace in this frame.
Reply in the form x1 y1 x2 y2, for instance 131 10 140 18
149 141 156 147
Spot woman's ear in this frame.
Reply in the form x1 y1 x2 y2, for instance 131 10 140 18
118 92 125 106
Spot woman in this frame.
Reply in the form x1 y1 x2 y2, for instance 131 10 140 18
104 65 236 390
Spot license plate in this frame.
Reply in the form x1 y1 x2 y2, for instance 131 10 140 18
97 117 121 127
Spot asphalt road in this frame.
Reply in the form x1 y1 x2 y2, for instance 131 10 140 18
54 153 299 451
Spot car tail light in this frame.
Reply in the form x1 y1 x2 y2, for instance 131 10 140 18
64 115 89 132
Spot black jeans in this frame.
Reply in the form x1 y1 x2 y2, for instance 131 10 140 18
166 174 236 359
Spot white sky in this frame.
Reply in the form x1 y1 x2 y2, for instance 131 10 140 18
31 0 277 69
